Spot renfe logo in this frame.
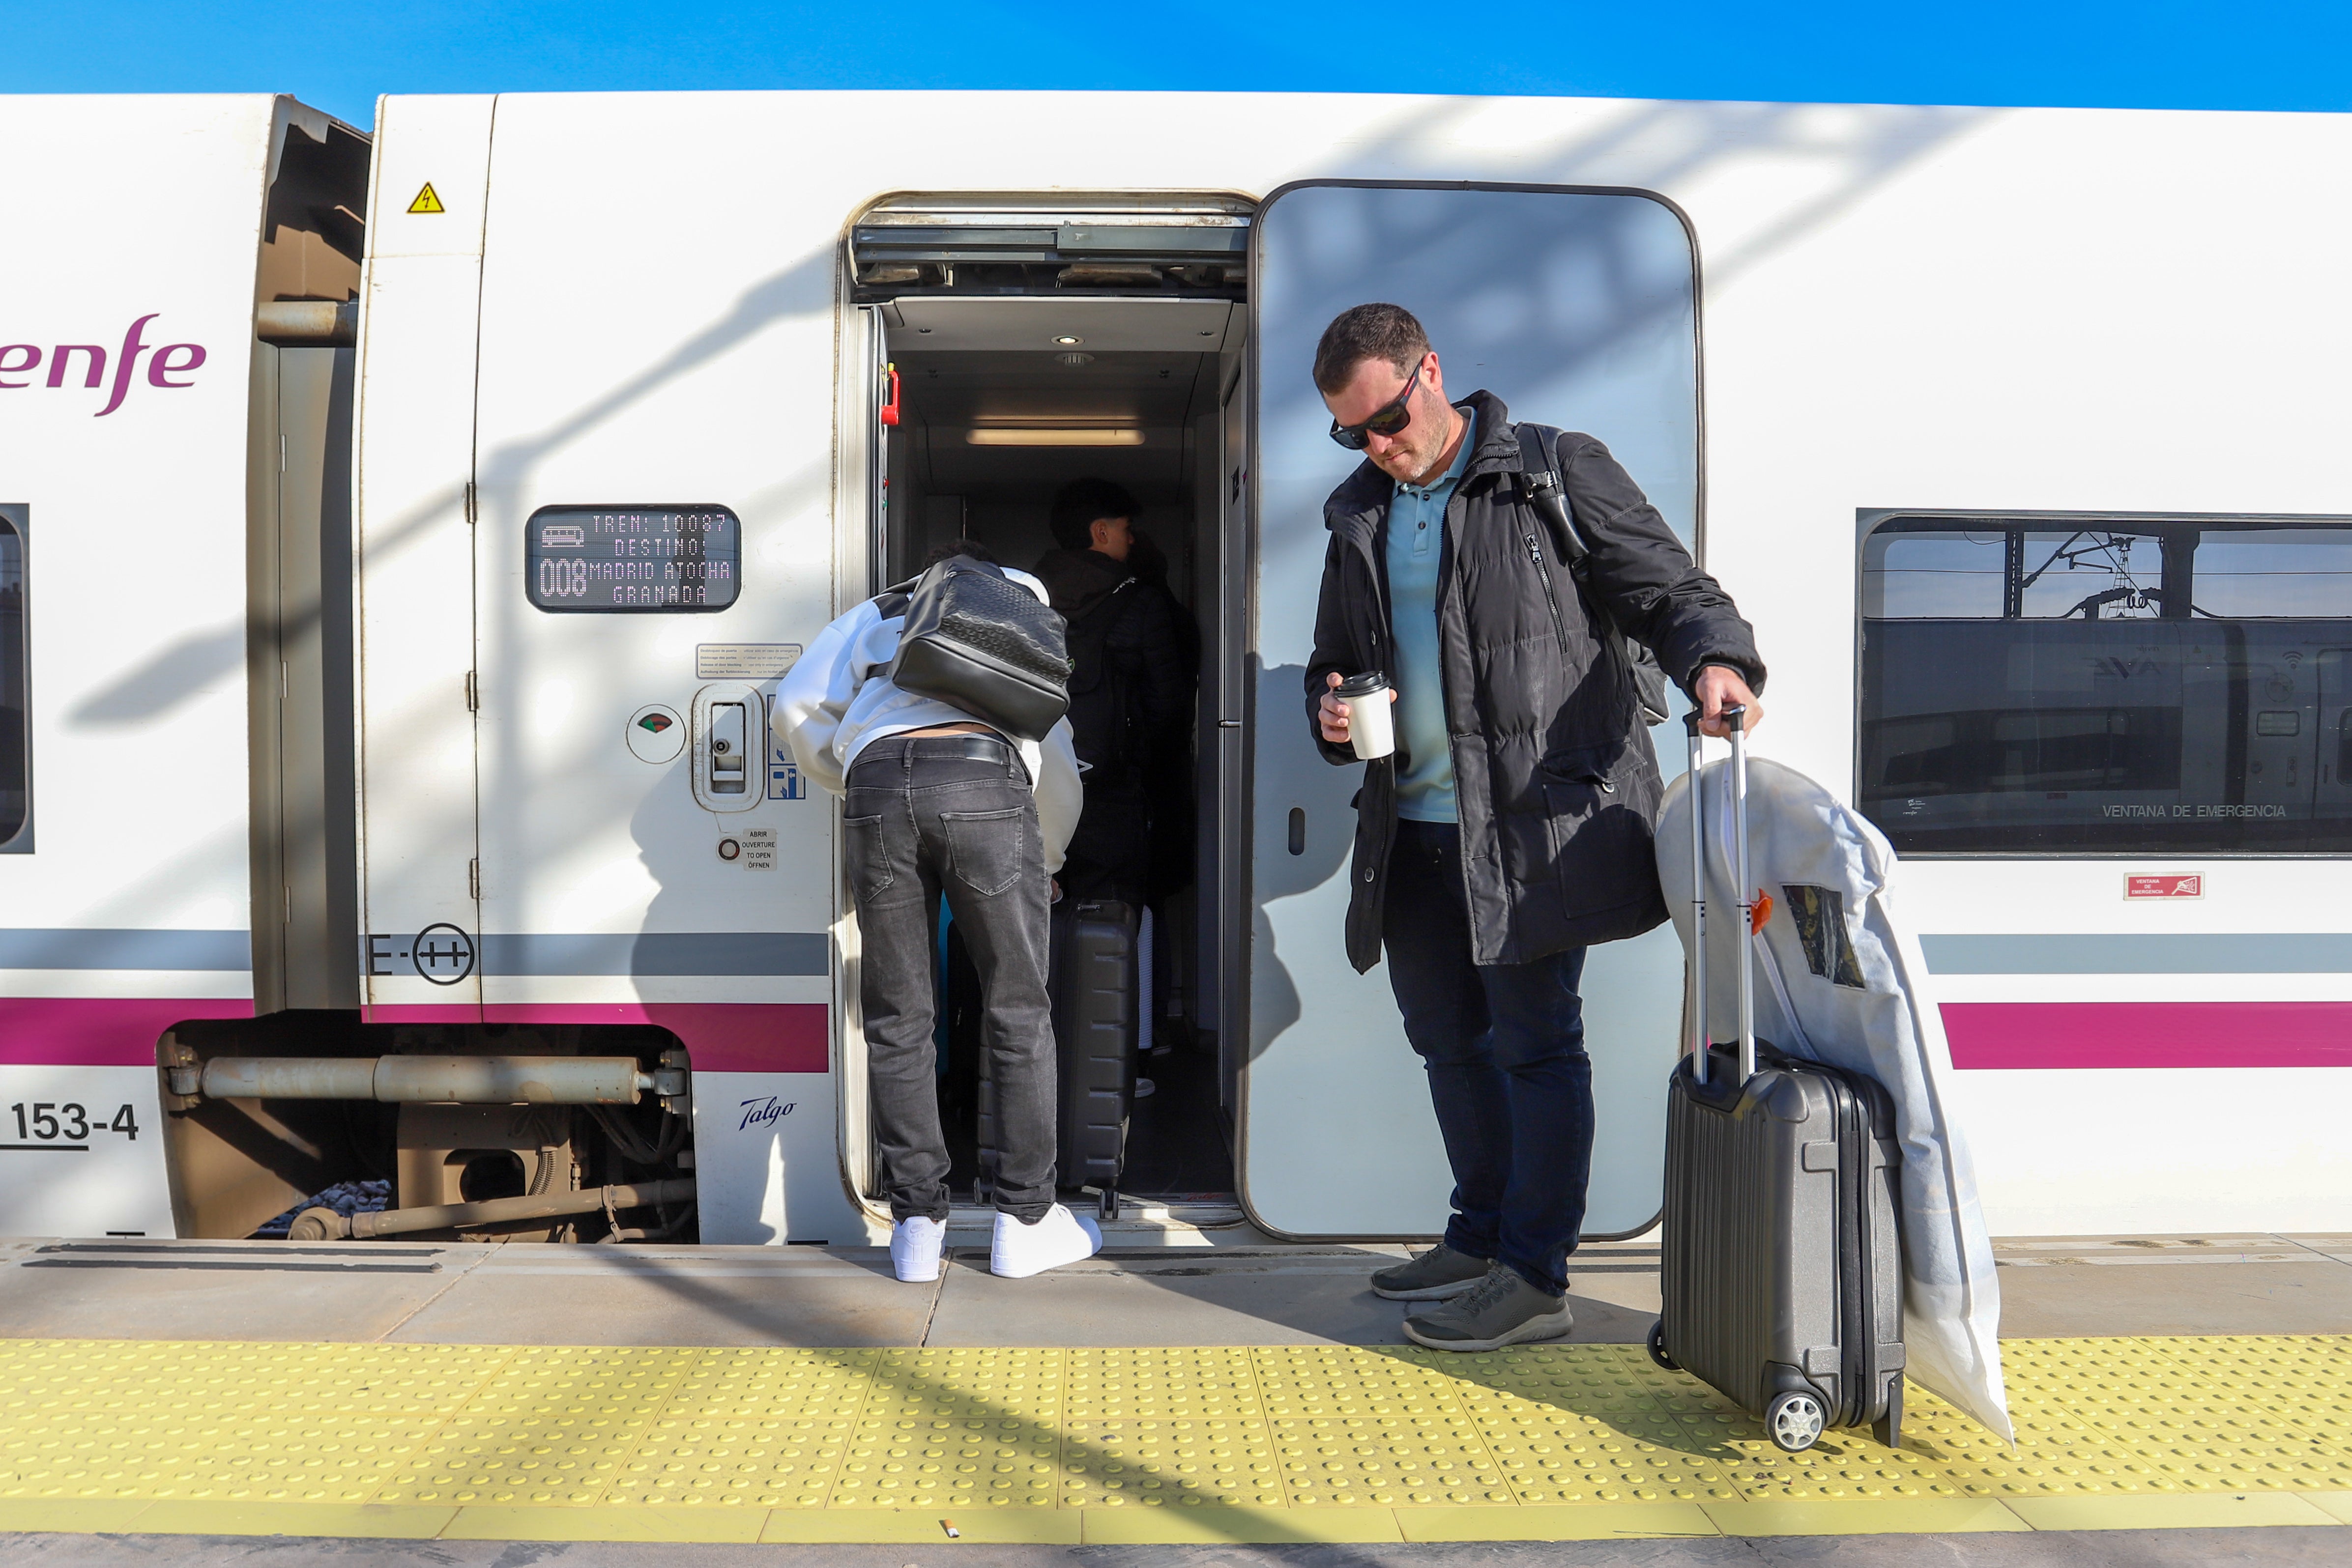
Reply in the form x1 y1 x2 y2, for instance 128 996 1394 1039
0 315 207 416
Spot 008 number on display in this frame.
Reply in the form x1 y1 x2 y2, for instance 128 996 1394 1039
525 505 741 612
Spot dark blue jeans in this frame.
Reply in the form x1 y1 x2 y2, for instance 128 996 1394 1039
1382 819 1593 1297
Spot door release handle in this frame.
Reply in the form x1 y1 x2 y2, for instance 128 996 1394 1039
689 686 763 813
709 702 748 794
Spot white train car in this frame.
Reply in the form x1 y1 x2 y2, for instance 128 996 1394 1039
339 89 2352 1249
8 90 2347 1246
0 95 372 1236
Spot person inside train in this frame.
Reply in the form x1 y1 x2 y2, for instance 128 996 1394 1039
1029 480 1199 1058
1305 303 1766 1352
775 540 1099 1283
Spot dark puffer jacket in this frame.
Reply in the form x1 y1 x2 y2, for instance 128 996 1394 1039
1033 544 1197 900
1305 390 1765 972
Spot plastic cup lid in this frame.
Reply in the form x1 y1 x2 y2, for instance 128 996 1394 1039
1334 670 1389 697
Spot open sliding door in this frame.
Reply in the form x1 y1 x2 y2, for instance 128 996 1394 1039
1242 181 1700 1238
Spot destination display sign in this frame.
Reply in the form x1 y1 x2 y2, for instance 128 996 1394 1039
525 506 740 612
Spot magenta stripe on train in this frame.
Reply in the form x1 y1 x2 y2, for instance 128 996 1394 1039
368 1001 829 1073
0 998 255 1065
1944 1002 2352 1069
0 998 825 1073
35 997 2333 1074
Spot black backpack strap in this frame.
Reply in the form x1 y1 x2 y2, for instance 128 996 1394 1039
1514 422 1595 567
1513 421 1672 726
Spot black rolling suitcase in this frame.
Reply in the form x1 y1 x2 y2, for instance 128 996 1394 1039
1651 706 1906 1454
976 897 1138 1220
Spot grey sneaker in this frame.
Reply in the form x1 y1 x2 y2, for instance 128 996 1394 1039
1402 1264 1573 1351
1370 1243 1493 1301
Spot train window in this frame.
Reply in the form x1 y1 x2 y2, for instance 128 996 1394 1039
1858 514 2352 854
524 505 740 612
0 507 25 849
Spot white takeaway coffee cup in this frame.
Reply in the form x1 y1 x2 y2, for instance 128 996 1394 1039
1334 670 1395 761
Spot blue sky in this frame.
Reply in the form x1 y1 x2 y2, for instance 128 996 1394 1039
5 2 2348 129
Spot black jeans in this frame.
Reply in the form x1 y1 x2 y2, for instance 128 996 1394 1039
1382 819 1594 1297
845 735 1056 1224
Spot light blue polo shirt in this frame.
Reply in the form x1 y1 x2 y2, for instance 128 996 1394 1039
1385 409 1476 824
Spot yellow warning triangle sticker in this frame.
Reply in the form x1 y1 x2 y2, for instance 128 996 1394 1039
407 182 445 215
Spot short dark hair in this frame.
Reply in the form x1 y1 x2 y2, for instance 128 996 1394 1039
1312 303 1430 396
1049 478 1137 552
921 538 1000 568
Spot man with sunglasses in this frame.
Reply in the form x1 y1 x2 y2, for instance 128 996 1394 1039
1306 303 1765 1352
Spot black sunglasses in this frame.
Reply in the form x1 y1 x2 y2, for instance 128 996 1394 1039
1327 363 1422 451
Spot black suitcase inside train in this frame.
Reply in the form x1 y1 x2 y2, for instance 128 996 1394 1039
1652 707 1906 1454
977 897 1138 1219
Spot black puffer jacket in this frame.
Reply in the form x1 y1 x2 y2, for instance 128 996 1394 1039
1305 390 1765 972
1034 545 1197 898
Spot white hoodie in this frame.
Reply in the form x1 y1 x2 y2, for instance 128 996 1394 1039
774 567 1083 873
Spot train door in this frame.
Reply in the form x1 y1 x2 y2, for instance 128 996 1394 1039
353 97 493 1026
1242 181 1699 1238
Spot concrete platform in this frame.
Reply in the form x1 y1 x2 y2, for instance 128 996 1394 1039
3 1230 2347 1348
1993 1235 2352 1338
0 1233 1671 1349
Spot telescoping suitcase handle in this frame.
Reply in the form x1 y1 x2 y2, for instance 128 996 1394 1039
1684 703 1752 1086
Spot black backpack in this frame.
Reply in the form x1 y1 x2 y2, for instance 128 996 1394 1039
879 555 1072 741
1514 423 1673 727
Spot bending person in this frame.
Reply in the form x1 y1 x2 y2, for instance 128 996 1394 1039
776 541 1097 1283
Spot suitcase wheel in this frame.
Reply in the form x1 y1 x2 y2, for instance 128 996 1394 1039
1765 1390 1827 1453
1098 1186 1119 1223
1645 1320 1677 1372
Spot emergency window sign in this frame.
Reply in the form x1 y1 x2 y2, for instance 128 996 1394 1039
770 744 804 801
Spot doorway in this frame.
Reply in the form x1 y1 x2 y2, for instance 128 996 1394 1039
854 218 1253 1219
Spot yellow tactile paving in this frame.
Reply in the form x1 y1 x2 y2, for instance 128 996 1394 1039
607 1412 850 1508
0 1337 2343 1543
1449 1345 1740 1505
1063 1420 1281 1508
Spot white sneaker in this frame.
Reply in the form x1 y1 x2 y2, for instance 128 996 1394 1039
989 1203 1102 1279
890 1214 945 1283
